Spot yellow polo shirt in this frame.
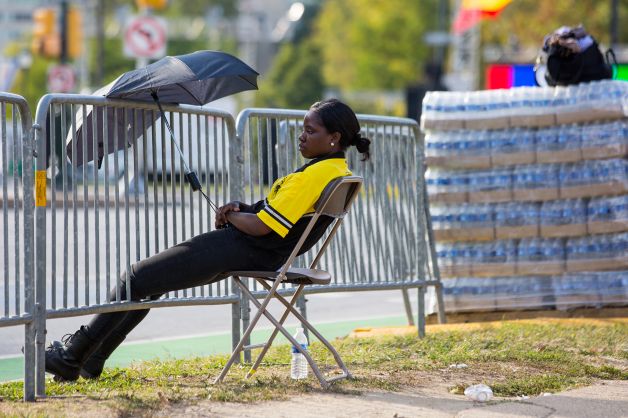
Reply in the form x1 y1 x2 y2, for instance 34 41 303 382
257 155 351 238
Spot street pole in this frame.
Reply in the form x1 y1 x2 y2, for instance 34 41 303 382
96 0 105 86
610 0 618 49
60 0 68 64
435 0 449 66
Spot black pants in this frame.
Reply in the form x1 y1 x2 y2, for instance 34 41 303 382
84 226 285 345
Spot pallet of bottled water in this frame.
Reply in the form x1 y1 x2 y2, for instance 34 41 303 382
442 272 628 313
426 120 627 170
423 82 628 312
421 80 627 132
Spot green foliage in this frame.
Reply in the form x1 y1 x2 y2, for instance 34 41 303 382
11 56 55 112
314 0 439 90
483 0 627 48
255 39 324 109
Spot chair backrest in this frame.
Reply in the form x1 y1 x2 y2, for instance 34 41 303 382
280 176 363 274
315 176 363 218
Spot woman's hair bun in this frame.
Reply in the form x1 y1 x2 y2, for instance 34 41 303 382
353 132 371 160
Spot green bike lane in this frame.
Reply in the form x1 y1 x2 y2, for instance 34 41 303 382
0 315 409 382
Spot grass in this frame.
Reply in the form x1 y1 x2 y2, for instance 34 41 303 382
0 320 626 416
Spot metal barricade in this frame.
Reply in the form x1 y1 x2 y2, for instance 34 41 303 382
32 94 241 397
0 92 35 400
234 108 445 345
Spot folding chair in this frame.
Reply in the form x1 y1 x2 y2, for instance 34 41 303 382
214 176 363 388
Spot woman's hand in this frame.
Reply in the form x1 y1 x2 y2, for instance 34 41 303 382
215 201 241 229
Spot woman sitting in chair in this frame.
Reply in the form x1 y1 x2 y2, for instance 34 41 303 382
45 98 371 381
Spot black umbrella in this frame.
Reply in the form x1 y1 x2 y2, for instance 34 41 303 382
68 50 259 211
106 50 258 105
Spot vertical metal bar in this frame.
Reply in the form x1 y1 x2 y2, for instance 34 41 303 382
187 113 195 297
71 104 79 307
212 115 220 295
123 109 131 301
33 120 47 397
151 109 159 256
60 106 69 309
12 107 21 316
49 105 58 310
103 106 111 299
247 117 254 206
196 114 203 236
201 114 209 298
231 280 241 364
417 286 426 338
402 288 415 326
2 101 8 317
160 114 168 269
221 118 228 210
93 104 100 304
241 277 251 363
166 112 178 298
203 114 210 235
180 112 187 297
142 110 150 259
297 294 308 340
82 104 90 305
132 109 140 266
187 113 194 237
228 110 244 299
114 107 121 302
19 97 34 400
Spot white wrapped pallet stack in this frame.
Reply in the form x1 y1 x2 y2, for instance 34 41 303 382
423 80 628 313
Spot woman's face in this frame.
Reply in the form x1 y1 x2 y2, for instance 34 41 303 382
299 111 336 159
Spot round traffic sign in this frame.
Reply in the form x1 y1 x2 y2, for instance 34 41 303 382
47 64 75 93
124 15 167 59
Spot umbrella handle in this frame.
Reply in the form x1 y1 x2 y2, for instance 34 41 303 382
185 171 202 191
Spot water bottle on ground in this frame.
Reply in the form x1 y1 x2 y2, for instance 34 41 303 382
464 383 494 402
290 327 309 379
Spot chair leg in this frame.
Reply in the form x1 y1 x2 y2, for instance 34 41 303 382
246 283 305 378
237 284 332 388
214 276 284 385
243 281 352 386
256 281 351 378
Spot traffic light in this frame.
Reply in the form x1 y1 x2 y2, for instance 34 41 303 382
136 0 168 10
31 7 60 58
66 6 82 59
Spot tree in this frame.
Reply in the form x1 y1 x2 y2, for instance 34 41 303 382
481 0 626 47
255 39 324 109
314 0 439 91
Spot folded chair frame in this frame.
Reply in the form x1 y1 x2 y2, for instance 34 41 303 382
213 176 363 388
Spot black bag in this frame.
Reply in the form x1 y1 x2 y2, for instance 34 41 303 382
536 26 613 86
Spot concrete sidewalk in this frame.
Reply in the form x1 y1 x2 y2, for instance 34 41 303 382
157 380 628 418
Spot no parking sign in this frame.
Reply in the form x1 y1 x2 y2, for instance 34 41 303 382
47 64 75 93
123 15 167 59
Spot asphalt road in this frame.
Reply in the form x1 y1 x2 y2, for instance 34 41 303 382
0 289 422 357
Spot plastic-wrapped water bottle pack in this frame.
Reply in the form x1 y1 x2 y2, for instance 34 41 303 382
423 83 627 312
421 80 627 131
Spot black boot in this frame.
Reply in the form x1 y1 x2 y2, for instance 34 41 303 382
80 332 127 379
45 325 98 382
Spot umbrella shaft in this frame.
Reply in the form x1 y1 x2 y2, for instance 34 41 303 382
151 93 218 214
152 94 192 173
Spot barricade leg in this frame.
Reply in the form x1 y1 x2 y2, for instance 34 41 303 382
402 288 415 326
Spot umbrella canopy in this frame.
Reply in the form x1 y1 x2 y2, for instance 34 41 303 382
66 50 258 166
65 78 160 167
106 50 259 104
